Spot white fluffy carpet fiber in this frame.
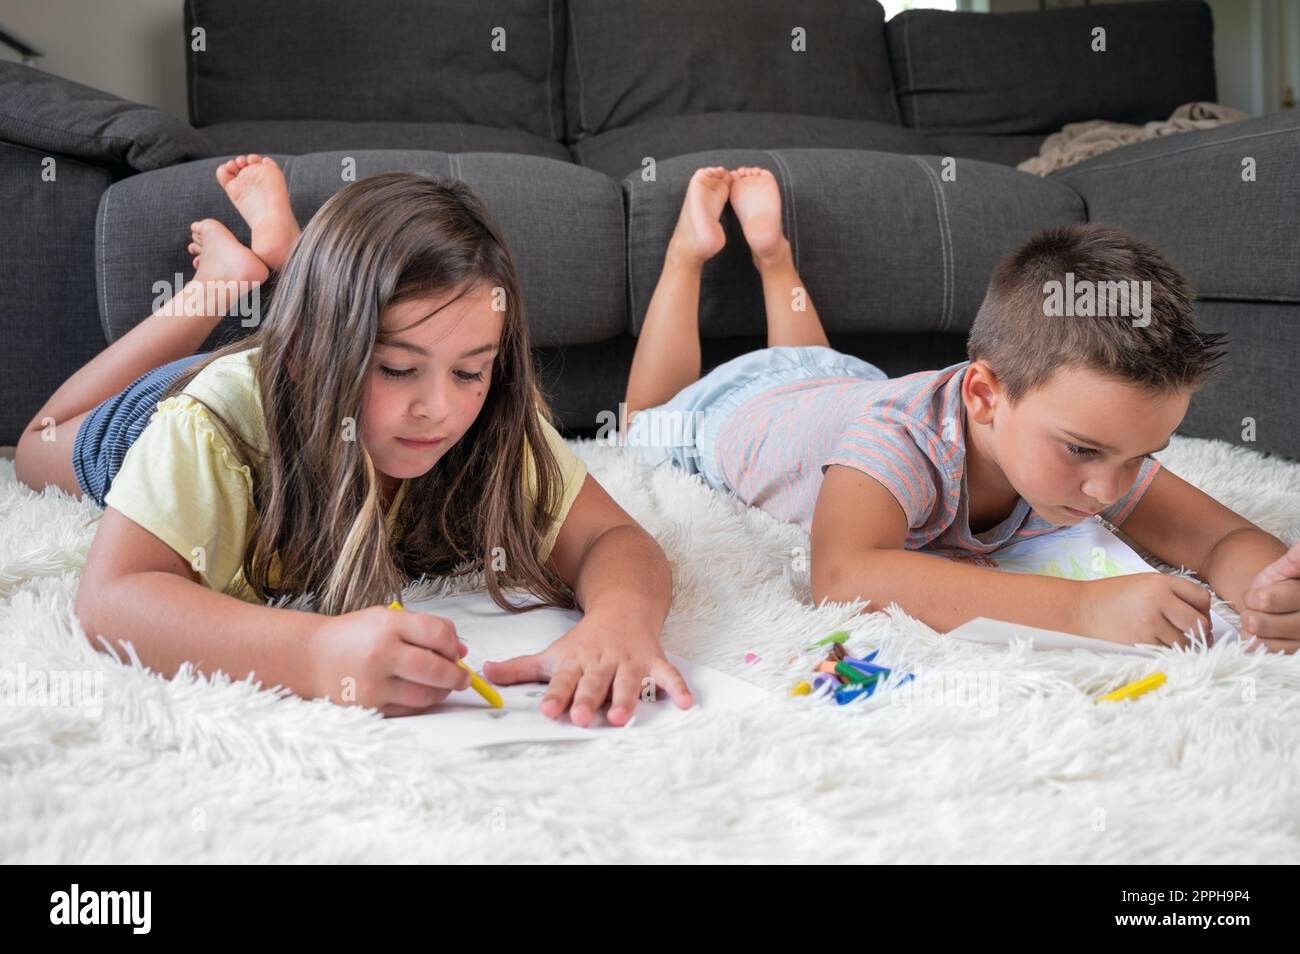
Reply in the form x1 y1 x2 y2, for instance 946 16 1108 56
1 434 1298 863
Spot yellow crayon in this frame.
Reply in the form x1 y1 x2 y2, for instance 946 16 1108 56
1095 671 1167 704
389 599 504 708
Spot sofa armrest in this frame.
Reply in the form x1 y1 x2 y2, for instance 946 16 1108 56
0 61 211 174
0 141 110 445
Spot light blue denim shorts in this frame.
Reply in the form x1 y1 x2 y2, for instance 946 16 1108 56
623 345 887 491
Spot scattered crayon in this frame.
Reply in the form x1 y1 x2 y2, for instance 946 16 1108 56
790 631 911 704
835 682 879 705
1095 671 1167 704
810 630 850 649
834 662 882 687
842 657 891 677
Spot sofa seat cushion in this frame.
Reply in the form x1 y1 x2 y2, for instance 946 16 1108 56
623 148 1085 340
924 133 1048 168
96 151 625 348
1051 110 1300 304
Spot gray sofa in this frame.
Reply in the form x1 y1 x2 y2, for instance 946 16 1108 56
2 0 1297 460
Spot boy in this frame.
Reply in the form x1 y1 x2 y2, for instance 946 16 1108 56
622 166 1300 652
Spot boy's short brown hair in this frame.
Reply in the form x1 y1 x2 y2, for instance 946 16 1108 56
966 223 1226 402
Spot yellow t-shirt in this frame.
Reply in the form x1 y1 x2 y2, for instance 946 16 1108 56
103 348 588 603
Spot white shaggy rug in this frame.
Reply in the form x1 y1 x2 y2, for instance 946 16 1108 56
1 434 1298 864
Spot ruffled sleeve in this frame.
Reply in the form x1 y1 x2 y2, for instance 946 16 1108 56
522 412 588 564
103 394 255 596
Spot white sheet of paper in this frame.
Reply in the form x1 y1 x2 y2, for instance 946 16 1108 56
945 517 1240 651
948 616 1158 655
388 590 765 750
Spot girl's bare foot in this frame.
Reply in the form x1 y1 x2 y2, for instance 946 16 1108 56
665 166 734 269
188 218 269 288
215 154 300 271
729 167 788 268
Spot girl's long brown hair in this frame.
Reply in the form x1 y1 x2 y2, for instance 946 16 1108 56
160 172 575 615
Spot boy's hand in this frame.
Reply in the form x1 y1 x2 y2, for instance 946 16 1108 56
1241 541 1300 653
1077 574 1212 648
482 612 694 728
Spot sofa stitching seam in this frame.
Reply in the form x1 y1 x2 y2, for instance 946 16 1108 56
904 16 919 130
930 160 954 329
626 175 637 333
546 0 557 142
99 185 112 342
909 155 952 330
568 6 588 138
187 0 199 125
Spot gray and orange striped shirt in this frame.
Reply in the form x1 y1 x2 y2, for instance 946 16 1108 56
710 360 1161 555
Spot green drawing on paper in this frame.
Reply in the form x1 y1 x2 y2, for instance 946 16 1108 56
998 548 1127 580
987 520 1153 582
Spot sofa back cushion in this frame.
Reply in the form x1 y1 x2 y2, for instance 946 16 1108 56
185 0 566 141
565 0 899 142
886 0 1216 136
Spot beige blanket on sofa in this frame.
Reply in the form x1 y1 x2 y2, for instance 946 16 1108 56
1017 101 1249 176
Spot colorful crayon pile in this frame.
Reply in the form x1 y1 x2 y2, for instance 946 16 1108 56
789 630 914 705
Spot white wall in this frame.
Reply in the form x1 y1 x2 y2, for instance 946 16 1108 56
1210 0 1300 115
0 0 188 119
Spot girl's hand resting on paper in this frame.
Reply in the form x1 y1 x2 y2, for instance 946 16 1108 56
1241 540 1300 653
481 609 695 727
310 606 472 717
1075 573 1212 648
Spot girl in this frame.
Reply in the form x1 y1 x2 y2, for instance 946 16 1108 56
17 155 693 723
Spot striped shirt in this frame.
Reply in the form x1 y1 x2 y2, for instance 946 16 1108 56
711 360 1161 555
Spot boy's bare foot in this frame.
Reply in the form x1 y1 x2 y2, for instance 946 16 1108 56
729 167 788 268
188 218 269 288
665 166 734 268
215 154 300 271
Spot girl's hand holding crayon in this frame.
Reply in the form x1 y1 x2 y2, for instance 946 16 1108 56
480 609 694 728
309 605 473 717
